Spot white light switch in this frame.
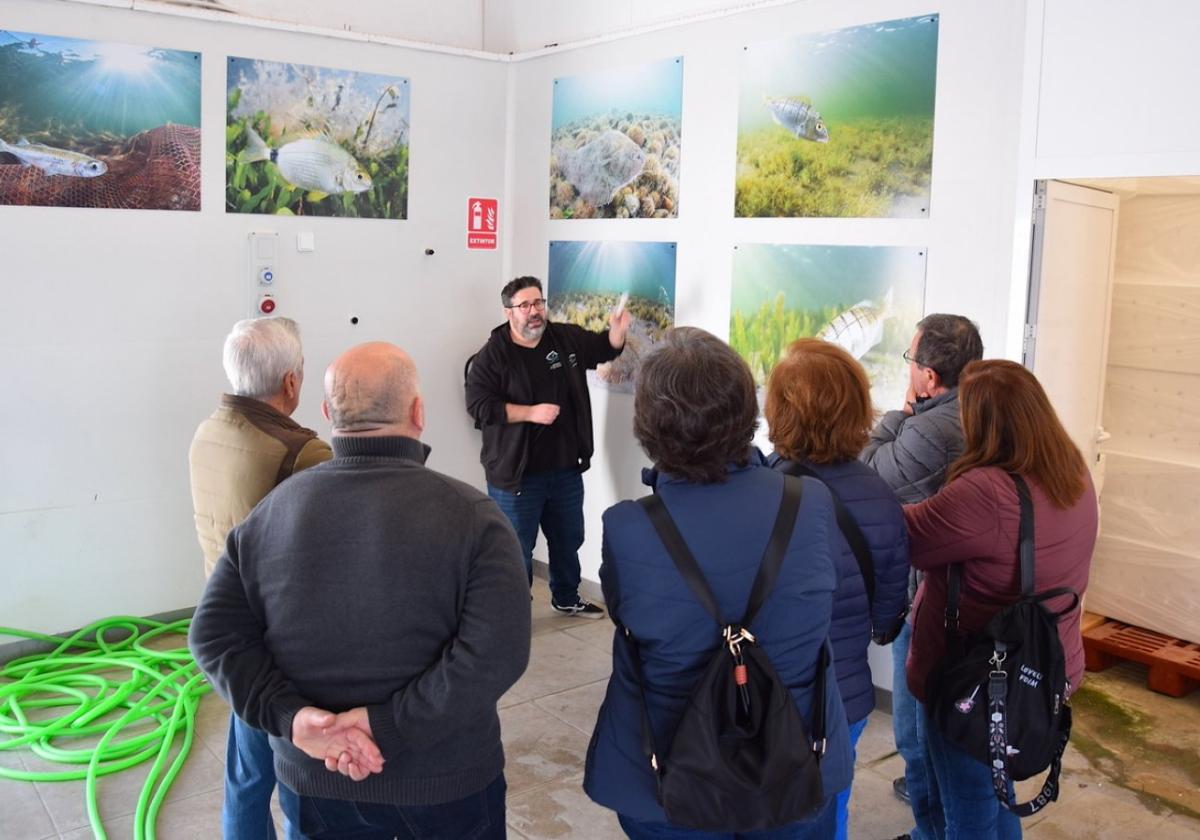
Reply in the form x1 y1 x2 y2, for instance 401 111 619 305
297 232 315 252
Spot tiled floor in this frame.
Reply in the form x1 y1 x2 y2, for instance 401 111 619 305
3 580 1199 838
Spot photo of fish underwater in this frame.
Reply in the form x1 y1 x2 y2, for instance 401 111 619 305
735 15 938 218
548 240 676 392
730 244 926 410
226 58 409 218
0 30 201 211
550 56 682 219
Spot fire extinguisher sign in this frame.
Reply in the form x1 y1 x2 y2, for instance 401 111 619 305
467 198 498 250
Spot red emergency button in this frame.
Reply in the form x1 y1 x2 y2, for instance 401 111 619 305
259 295 276 314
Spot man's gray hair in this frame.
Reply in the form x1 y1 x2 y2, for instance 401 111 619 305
222 317 303 398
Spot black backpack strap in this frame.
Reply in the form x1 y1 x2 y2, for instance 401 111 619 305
987 655 1071 816
639 493 724 622
946 473 1038 636
743 475 804 627
618 625 664 782
779 462 875 605
1011 474 1036 597
637 475 803 628
810 640 831 757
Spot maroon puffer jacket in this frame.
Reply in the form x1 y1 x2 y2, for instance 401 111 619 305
904 466 1097 702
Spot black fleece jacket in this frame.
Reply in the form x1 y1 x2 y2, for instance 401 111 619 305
189 436 530 805
465 321 621 492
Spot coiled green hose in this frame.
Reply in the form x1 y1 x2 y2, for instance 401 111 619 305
0 617 211 840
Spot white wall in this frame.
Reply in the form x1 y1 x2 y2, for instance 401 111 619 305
0 0 509 635
507 0 1028 624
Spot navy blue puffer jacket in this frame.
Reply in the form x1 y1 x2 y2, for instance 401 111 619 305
584 463 853 824
769 454 910 725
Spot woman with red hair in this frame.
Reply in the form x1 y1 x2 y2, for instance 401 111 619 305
905 360 1097 840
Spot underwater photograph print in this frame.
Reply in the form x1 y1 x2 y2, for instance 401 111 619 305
730 244 927 410
735 15 938 218
226 57 409 219
550 56 682 219
0 29 201 210
548 241 677 393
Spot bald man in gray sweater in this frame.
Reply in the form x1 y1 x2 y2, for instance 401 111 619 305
190 342 531 839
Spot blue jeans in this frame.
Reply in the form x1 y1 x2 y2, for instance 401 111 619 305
488 468 585 605
618 796 836 839
833 717 868 840
281 774 506 840
224 713 299 839
892 622 935 840
917 705 1021 840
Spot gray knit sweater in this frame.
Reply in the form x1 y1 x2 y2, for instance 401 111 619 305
189 435 531 805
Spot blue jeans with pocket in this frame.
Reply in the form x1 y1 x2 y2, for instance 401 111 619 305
617 795 836 839
893 622 935 840
223 712 299 839
833 716 868 840
488 468 585 605
281 773 506 840
917 706 1022 840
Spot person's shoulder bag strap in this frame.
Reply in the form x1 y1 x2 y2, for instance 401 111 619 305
779 462 876 605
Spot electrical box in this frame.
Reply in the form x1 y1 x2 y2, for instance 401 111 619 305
248 232 279 318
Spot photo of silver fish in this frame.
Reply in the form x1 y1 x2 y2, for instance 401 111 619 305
0 137 107 177
817 287 894 359
238 126 372 196
763 96 829 143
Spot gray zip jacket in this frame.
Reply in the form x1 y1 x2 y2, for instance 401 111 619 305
860 388 964 505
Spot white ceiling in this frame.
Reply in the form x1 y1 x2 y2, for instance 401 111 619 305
154 0 789 54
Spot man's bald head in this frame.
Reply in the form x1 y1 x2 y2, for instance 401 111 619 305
323 342 423 437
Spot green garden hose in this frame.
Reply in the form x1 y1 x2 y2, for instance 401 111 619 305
0 616 211 840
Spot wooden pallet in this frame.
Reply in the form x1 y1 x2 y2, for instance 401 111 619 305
1083 619 1200 698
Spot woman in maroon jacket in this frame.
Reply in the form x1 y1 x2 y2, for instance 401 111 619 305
904 359 1097 840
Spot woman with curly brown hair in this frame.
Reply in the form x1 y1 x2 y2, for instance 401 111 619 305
584 327 853 839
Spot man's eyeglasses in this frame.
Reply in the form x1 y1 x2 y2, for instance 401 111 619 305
903 349 938 375
507 298 547 313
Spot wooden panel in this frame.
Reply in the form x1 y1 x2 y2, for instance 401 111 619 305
1100 453 1200 556
1107 283 1200 375
1087 533 1200 644
1102 366 1200 465
1115 195 1200 286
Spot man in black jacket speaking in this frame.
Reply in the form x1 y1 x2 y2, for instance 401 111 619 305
466 275 630 618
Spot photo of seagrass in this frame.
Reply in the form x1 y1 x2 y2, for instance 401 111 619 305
548 241 676 392
226 57 409 218
0 30 201 210
735 15 938 218
730 244 926 409
550 56 682 219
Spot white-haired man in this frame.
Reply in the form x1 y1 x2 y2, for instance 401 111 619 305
189 316 331 839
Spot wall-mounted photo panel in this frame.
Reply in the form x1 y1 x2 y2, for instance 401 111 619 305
730 244 927 410
550 56 682 219
735 15 938 218
548 241 677 392
0 30 201 210
226 58 409 218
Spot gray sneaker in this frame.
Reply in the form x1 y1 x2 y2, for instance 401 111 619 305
551 597 605 619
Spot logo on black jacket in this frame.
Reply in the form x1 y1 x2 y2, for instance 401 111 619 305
546 350 563 370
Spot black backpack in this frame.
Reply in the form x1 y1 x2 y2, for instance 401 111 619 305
925 473 1078 816
621 476 832 832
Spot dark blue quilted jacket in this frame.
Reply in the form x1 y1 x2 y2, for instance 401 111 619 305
768 454 910 724
583 463 853 824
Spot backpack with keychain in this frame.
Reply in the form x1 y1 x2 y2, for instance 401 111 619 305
619 475 833 832
925 473 1079 816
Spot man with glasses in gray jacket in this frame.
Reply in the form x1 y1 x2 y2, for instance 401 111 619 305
861 313 983 840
